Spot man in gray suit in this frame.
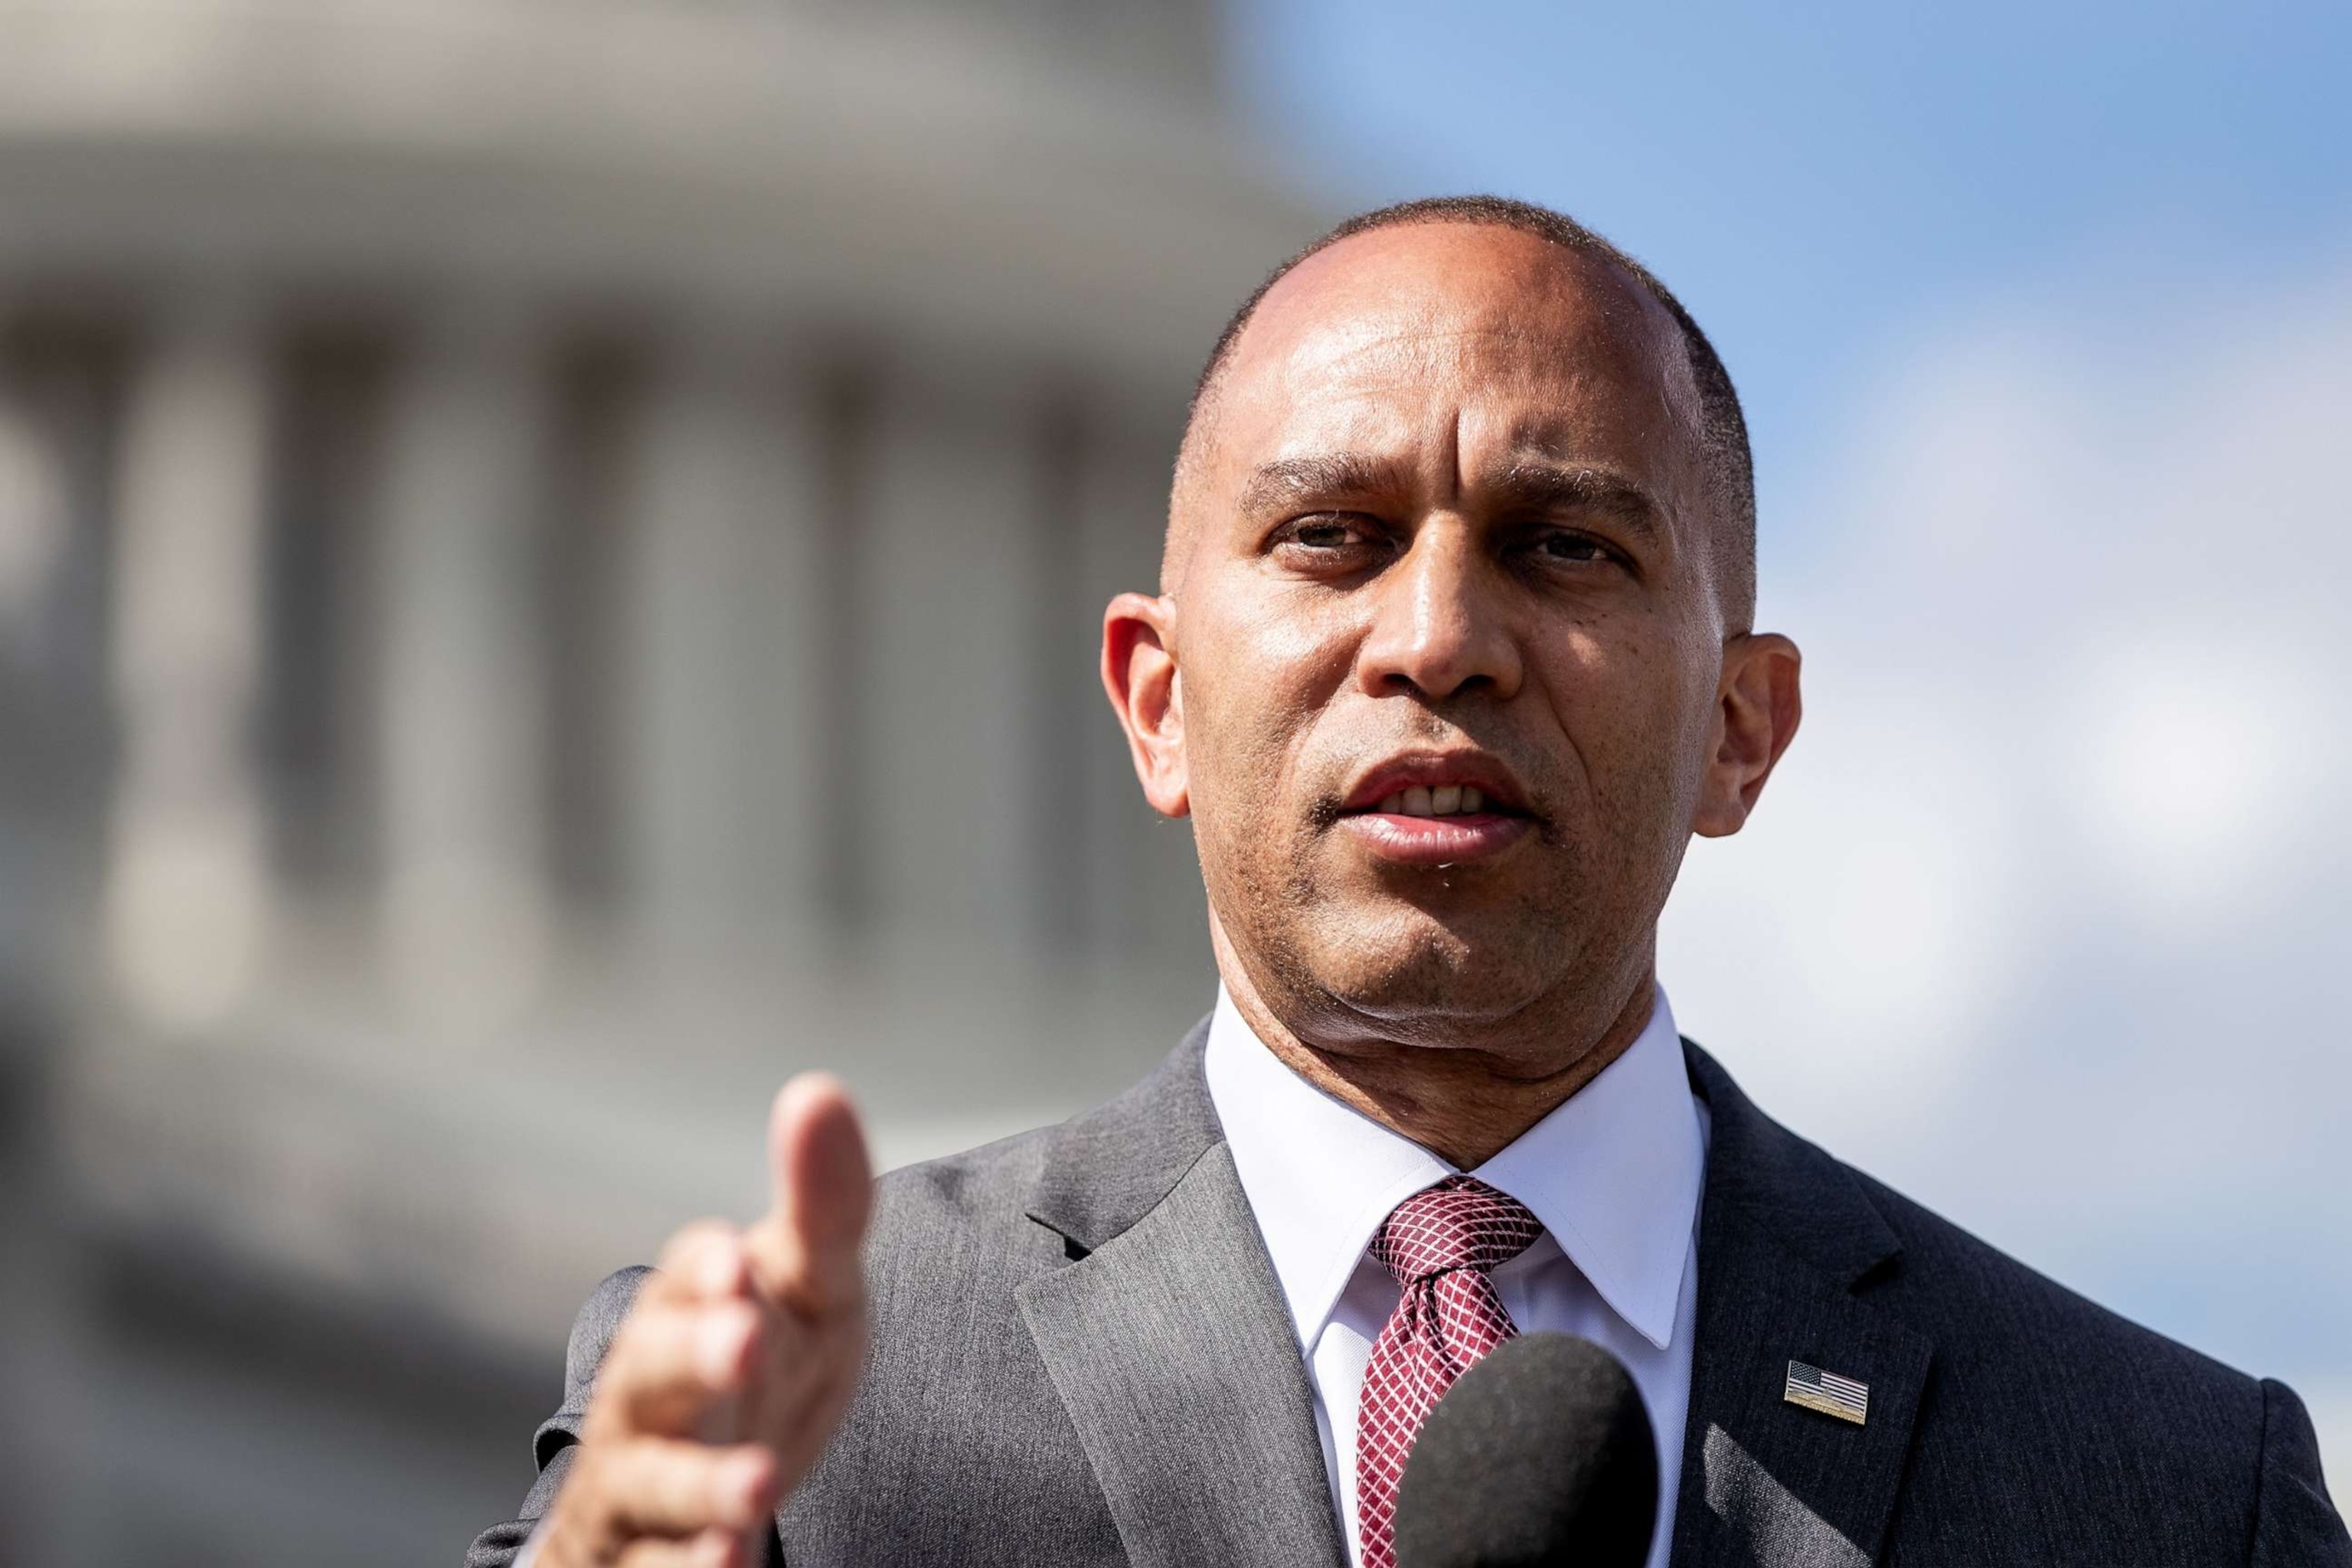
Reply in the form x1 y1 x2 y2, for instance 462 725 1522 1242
471 198 2349 1568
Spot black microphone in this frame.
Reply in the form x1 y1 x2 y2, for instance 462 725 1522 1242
1393 1332 1659 1568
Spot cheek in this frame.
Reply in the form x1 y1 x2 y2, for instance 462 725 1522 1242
1234 585 1361 691
1184 589 1361 800
1530 619 1713 799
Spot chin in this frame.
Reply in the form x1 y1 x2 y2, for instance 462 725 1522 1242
1301 906 1557 1030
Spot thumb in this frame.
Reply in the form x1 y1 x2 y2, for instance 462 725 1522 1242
753 1073 872 1313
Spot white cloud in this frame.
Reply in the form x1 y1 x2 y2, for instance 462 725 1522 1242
1661 266 2352 1390
2061 635 2328 926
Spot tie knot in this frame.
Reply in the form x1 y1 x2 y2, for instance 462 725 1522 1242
1370 1175 1542 1285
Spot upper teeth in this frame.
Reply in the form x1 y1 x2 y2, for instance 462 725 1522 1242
1380 786 1486 817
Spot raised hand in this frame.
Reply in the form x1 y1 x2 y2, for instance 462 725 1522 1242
536 1075 873 1567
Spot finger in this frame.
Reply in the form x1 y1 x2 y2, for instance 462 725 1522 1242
749 1073 872 1315
618 1529 758 1568
605 1301 762 1435
750 1314 867 1486
648 1223 754 1306
598 1438 776 1540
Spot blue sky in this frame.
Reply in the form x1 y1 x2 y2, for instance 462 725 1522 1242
1226 0 2352 1475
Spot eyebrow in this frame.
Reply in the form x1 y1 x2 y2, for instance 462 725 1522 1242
1236 453 1413 518
1483 459 1664 538
1237 451 1666 538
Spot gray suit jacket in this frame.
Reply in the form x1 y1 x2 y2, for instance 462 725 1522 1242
468 1027 2349 1566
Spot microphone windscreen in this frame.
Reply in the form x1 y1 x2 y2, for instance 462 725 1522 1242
1393 1331 1658 1568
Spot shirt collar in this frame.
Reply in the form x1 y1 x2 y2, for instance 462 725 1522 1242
1203 982 1704 1354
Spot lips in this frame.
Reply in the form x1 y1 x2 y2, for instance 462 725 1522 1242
1334 754 1536 867
1339 756 1532 818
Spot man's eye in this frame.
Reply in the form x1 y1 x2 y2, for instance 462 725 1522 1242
1537 531 1609 564
1289 518 1364 549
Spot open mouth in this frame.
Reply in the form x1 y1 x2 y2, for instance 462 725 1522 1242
1335 759 1537 865
1364 783 1503 818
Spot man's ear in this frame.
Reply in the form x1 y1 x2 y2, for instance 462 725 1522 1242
1692 632 1802 838
1102 592 1189 818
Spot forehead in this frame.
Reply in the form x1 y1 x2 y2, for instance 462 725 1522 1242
1214 223 1696 469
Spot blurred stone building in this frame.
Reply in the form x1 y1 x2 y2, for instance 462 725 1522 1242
0 3 1319 1561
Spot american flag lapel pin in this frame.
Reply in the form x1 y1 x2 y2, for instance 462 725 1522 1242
1783 1360 1870 1426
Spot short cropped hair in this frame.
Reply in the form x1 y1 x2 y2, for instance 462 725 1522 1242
1176 194 1756 626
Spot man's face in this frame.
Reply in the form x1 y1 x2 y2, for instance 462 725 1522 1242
1155 224 1741 1048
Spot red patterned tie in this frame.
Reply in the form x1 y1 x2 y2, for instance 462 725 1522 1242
1355 1175 1544 1568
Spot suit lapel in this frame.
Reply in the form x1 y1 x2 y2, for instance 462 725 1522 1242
1011 1027 1936 1568
1018 1025 1345 1568
1669 1044 1934 1567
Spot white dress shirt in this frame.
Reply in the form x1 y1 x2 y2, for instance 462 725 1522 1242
1204 983 1707 1568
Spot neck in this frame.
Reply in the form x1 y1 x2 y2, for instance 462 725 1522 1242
1213 927 1658 1170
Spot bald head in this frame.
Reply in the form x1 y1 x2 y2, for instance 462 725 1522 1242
1168 196 1756 628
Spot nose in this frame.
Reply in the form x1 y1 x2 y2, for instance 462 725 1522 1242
1354 518 1524 703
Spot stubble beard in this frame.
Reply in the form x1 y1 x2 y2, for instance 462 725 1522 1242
1200 795 1643 1056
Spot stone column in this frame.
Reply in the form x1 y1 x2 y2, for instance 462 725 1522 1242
103 311 274 1032
374 319 551 1033
858 368 1044 952
620 341 823 951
